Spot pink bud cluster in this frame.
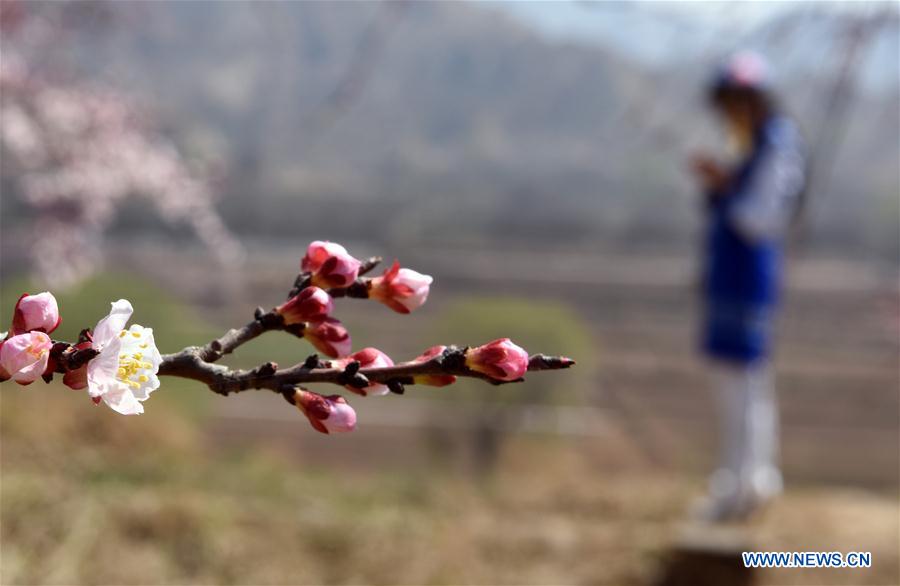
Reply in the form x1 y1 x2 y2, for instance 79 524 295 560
0 292 60 384
269 242 538 434
276 240 434 360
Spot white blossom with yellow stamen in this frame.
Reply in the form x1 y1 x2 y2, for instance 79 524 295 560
86 300 161 415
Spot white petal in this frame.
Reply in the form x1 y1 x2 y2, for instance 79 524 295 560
102 386 144 415
92 300 133 348
118 325 161 401
86 337 123 398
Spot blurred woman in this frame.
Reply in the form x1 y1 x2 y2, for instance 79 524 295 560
689 52 807 522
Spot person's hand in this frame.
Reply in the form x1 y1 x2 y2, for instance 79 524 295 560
689 153 730 192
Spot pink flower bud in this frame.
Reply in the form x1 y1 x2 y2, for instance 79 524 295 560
368 261 433 314
410 345 456 387
333 347 394 396
302 241 362 289
0 331 52 385
294 389 357 434
11 292 60 335
276 287 334 325
303 318 352 358
311 253 362 289
301 240 349 273
465 338 529 381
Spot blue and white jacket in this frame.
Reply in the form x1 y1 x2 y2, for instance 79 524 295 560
702 115 806 364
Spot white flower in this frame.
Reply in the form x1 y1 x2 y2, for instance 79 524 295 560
86 299 161 415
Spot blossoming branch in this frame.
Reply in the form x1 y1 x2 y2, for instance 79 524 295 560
0 241 574 434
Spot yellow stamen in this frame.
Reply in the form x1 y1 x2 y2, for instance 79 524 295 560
131 332 141 338
119 331 127 338
116 352 152 387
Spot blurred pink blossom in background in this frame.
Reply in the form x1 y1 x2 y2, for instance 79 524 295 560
0 1 243 289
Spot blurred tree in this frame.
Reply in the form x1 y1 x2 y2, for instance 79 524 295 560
0 1 242 289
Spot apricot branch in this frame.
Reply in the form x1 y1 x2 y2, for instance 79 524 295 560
159 341 574 397
1 241 574 434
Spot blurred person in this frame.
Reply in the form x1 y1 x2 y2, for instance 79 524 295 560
689 52 807 522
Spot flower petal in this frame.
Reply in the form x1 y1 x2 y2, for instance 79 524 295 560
102 385 145 415
86 336 123 398
118 325 161 401
92 299 134 348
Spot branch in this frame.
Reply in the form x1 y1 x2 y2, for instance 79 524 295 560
194 308 287 363
156 266 574 398
2 243 575 432
157 344 574 397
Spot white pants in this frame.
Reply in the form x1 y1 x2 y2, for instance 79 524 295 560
707 360 783 502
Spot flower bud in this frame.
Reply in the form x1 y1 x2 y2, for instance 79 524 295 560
410 345 456 387
311 253 362 289
294 389 357 434
11 292 60 335
301 240 349 273
465 338 529 381
0 331 52 385
276 287 333 325
303 317 352 358
302 241 362 289
368 261 433 314
333 347 394 396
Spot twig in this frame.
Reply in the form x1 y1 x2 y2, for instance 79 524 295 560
154 265 574 397
158 343 574 397
195 309 287 363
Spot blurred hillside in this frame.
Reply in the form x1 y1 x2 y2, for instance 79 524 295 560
2 1 897 265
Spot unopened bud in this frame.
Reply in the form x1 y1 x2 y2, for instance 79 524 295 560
368 261 433 314
276 287 333 324
11 292 60 335
303 318 352 358
465 338 529 381
294 388 357 434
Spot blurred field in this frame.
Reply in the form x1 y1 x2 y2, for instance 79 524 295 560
1 244 897 585
2 388 898 586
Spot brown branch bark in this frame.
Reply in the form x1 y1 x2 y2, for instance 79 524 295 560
194 309 287 363
158 341 574 397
